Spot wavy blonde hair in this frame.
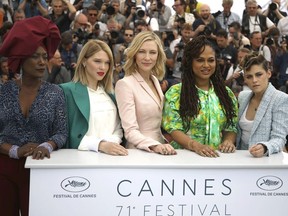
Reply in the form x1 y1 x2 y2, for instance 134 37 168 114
123 31 167 80
73 40 114 93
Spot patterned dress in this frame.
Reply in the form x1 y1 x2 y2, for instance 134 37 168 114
162 83 238 149
0 81 67 148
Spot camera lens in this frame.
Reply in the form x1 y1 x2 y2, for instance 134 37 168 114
110 30 119 39
269 2 277 11
136 9 145 18
106 6 115 15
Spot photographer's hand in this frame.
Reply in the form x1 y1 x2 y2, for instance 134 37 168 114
85 22 92 33
233 71 241 79
195 25 205 34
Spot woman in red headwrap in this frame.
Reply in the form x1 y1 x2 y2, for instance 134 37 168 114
0 16 68 216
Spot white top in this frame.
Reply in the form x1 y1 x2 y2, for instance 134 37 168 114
146 16 159 31
248 16 274 34
239 105 254 148
258 45 271 62
277 16 288 38
78 86 123 152
25 149 288 169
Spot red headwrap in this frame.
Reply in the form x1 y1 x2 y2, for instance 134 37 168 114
0 16 61 73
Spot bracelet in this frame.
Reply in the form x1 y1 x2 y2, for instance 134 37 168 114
9 145 19 159
38 142 53 153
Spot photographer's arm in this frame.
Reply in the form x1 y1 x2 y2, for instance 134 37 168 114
274 9 284 20
262 8 269 17
124 7 136 28
73 0 83 11
35 0 48 16
191 24 205 38
18 0 28 10
97 4 106 21
63 0 76 20
158 6 170 26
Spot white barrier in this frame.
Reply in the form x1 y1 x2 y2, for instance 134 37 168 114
25 149 288 216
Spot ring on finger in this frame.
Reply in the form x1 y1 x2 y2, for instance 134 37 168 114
37 151 42 154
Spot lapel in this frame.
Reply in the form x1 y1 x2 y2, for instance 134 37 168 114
250 84 276 135
132 72 163 109
70 82 90 122
239 91 253 120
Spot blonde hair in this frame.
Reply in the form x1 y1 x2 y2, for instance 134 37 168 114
73 40 114 93
123 31 167 80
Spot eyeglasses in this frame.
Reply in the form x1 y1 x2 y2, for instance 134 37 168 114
89 13 97 16
125 34 133 37
172 4 182 8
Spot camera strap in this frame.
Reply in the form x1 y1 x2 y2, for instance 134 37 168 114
223 12 231 25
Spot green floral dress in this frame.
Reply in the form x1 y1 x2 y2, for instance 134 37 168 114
162 83 238 149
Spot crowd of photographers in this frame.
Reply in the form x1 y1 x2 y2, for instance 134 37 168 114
0 0 288 93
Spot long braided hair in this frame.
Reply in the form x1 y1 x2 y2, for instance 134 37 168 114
180 35 237 132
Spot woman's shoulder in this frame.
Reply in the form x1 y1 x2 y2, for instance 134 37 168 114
238 90 252 100
60 81 76 89
42 81 65 94
165 83 182 99
115 76 135 89
0 80 18 94
273 89 288 105
225 86 237 99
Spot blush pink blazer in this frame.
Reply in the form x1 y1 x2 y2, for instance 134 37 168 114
115 72 165 151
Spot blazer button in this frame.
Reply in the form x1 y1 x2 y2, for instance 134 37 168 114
77 134 82 138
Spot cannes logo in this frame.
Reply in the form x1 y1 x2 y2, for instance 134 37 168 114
61 176 90 193
256 176 283 191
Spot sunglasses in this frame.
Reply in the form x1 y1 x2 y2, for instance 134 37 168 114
89 13 97 16
125 34 133 37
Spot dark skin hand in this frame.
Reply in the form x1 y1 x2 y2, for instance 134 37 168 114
20 142 51 160
18 142 39 158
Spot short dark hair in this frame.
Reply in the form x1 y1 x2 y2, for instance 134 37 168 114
228 21 241 31
87 5 98 11
249 31 261 39
216 28 228 38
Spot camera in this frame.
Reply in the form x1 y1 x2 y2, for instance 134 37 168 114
232 32 238 40
203 26 212 36
222 54 232 62
110 30 119 39
235 71 244 86
176 17 186 25
281 35 288 43
176 42 185 50
156 0 163 11
266 37 274 46
106 5 115 15
269 2 278 11
2 4 9 10
74 28 91 45
136 6 145 18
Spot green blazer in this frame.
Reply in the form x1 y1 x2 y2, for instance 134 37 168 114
60 82 90 149
60 82 118 149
